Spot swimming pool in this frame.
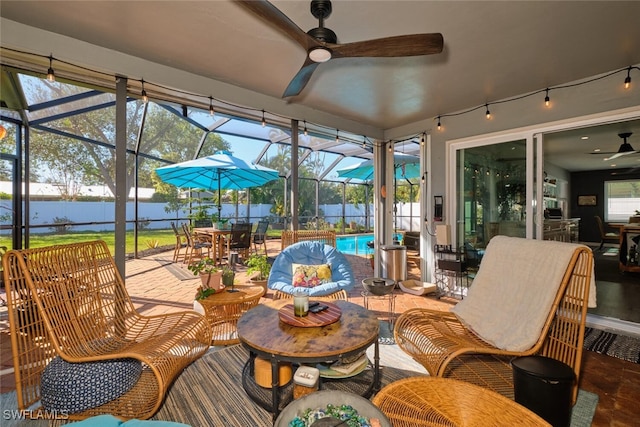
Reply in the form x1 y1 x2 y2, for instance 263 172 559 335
336 234 375 256
336 233 403 256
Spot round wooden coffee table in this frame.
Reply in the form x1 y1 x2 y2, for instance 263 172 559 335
372 377 551 426
237 299 380 420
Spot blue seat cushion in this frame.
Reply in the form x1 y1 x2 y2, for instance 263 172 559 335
41 356 142 414
268 241 354 296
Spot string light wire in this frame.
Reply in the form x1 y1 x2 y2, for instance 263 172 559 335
2 47 637 148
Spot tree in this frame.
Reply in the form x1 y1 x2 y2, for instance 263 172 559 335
20 75 231 200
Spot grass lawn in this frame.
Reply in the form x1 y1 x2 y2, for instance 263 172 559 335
27 229 177 255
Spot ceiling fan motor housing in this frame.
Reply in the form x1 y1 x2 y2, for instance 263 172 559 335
307 27 337 43
308 0 337 43
618 132 634 153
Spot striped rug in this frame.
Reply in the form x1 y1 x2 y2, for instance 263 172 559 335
0 342 598 426
152 344 422 426
584 327 640 364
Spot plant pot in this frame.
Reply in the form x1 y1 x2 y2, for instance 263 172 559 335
200 271 224 291
249 278 268 293
222 272 235 287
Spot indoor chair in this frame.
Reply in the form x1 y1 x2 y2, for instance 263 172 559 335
268 240 354 297
595 215 620 250
394 236 594 404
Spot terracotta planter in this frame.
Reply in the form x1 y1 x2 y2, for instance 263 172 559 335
249 278 268 293
200 271 224 291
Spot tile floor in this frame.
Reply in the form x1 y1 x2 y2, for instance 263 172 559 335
0 240 638 426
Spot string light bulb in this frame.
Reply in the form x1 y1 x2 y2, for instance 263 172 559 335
437 116 442 131
544 89 550 107
388 142 393 153
261 110 266 127
485 104 491 119
624 67 631 89
46 55 55 82
362 136 367 149
421 132 425 145
335 129 340 143
421 173 426 184
141 79 148 103
303 120 308 136
208 96 215 116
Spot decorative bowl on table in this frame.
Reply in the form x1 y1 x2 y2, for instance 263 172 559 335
361 278 395 296
274 390 391 427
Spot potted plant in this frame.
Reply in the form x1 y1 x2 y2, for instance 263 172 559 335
246 253 271 291
188 257 224 297
222 265 236 289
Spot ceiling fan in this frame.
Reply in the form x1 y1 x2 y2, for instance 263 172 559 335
602 132 637 161
235 0 444 97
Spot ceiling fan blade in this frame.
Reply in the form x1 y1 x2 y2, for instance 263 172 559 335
283 58 321 98
331 33 443 58
603 151 638 161
234 0 319 50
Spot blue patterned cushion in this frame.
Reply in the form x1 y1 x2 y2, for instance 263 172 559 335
41 356 142 414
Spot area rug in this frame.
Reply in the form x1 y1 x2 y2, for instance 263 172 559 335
584 327 640 363
159 260 195 281
0 344 598 426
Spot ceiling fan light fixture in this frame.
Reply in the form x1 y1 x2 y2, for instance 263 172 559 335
308 47 332 63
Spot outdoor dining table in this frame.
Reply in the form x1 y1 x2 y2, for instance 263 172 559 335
193 227 233 265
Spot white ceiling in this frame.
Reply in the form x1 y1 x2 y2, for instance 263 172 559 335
1 0 640 171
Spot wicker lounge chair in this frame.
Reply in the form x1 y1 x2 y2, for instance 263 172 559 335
281 230 336 250
268 241 354 297
3 240 212 420
394 236 593 404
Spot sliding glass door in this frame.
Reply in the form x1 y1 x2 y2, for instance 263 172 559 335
451 135 536 251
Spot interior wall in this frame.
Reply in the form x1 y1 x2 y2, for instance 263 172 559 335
571 169 640 243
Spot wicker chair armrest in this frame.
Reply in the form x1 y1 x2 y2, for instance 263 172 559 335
394 308 508 377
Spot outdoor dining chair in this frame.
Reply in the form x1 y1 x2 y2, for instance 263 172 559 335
252 219 270 255
170 221 188 263
225 222 252 261
182 223 213 265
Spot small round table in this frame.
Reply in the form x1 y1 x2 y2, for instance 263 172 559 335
361 278 396 344
372 377 551 426
194 284 265 345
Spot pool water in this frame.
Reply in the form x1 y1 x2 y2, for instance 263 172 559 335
336 234 374 256
336 233 403 256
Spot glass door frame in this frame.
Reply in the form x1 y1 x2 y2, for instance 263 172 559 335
446 107 640 248
447 131 536 249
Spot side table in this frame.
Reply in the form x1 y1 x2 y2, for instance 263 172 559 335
361 290 396 345
193 284 265 345
372 377 550 426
